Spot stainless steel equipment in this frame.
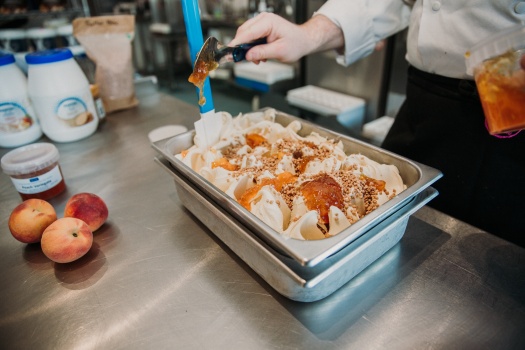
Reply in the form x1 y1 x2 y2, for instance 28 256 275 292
152 110 442 301
0 91 524 349
156 156 437 301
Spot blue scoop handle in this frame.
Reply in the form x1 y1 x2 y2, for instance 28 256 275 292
232 37 268 62
181 0 214 114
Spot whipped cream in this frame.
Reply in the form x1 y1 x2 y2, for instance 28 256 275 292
175 109 406 240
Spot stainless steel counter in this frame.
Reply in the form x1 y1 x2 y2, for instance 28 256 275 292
1 91 524 349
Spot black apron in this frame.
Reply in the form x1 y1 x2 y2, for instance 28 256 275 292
382 66 525 247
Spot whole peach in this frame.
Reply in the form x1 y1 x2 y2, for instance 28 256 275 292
8 199 57 243
64 193 108 232
41 217 93 263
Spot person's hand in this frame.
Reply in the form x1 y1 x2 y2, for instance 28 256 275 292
228 12 344 64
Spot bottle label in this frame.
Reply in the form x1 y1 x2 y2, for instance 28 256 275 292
94 97 106 120
0 102 36 134
30 87 98 141
55 97 95 127
30 89 97 129
10 165 63 194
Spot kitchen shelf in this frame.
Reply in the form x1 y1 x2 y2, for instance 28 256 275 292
0 9 83 23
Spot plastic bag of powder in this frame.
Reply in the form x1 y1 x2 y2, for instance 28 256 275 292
73 15 139 114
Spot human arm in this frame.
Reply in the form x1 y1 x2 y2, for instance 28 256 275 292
316 0 411 66
228 12 344 64
229 0 411 66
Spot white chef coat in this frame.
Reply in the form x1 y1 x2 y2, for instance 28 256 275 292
316 0 525 79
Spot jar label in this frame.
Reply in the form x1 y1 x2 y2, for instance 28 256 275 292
55 97 95 127
10 165 63 194
0 102 36 134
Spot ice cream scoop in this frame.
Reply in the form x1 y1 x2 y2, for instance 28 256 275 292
188 36 268 101
197 36 267 66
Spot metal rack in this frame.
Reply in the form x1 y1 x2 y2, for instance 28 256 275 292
0 0 89 27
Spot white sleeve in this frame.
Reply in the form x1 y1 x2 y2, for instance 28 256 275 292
315 0 412 66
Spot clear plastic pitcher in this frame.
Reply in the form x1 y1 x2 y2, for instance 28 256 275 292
465 24 525 136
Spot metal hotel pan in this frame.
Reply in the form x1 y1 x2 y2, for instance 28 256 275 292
152 110 442 268
155 156 437 302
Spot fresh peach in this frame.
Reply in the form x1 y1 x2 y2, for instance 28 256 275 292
41 217 93 263
64 193 108 232
8 199 57 243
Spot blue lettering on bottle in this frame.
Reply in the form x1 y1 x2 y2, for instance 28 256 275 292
29 177 39 182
